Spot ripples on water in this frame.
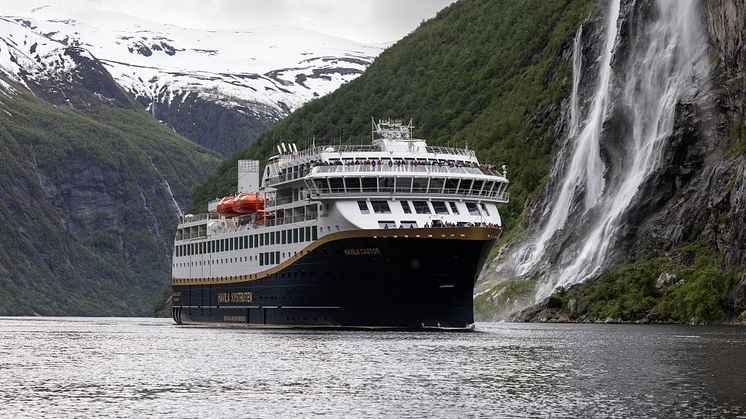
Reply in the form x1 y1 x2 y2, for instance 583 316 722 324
1 317 744 417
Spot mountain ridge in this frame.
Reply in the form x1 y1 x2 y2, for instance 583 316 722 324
2 6 384 155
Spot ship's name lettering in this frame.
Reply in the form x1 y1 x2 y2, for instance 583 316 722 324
343 247 381 256
217 291 253 304
224 316 245 323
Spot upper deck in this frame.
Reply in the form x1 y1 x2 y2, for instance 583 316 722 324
263 120 509 203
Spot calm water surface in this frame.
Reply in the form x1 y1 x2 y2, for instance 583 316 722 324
1 317 745 417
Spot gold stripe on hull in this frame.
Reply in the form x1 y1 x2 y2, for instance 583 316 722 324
172 226 500 286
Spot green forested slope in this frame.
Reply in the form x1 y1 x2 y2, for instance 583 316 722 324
0 83 219 315
191 0 596 235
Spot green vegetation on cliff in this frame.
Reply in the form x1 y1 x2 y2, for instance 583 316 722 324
543 240 744 323
0 82 219 316
191 0 596 230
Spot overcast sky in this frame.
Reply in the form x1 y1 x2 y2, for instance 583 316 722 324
3 0 456 43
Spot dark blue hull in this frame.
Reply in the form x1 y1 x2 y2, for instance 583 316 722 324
172 227 498 330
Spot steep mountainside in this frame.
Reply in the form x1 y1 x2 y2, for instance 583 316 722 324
2 6 383 156
0 20 220 315
479 0 746 323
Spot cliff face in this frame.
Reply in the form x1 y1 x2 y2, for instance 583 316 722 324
0 51 220 315
480 0 746 323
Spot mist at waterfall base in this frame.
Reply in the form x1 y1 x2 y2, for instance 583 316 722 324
494 0 711 303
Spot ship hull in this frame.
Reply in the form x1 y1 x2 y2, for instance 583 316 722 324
172 228 497 330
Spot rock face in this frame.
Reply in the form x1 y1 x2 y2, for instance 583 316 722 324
482 0 746 319
0 20 220 315
634 0 745 290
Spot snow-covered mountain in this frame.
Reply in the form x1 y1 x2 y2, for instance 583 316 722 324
0 6 385 155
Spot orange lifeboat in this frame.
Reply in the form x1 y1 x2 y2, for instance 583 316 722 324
216 196 240 217
232 192 265 214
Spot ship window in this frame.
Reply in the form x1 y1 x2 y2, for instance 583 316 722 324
371 201 391 214
264 233 269 246
313 227 319 240
480 203 491 216
293 229 299 243
243 236 248 249
471 180 485 195
395 177 412 192
276 251 280 264
412 201 431 214
229 239 234 251
260 234 264 247
313 179 328 193
401 201 412 214
378 221 396 229
432 201 449 215
378 177 394 192
282 230 287 244
458 179 474 195
275 231 280 244
300 227 305 242
305 227 312 241
271 233 275 245
234 237 239 250
444 178 459 194
401 221 417 228
249 235 254 248
344 178 361 192
428 178 445 194
412 178 428 193
260 253 264 266
449 202 460 214
361 177 377 192
357 201 370 214
329 178 344 192
466 202 481 216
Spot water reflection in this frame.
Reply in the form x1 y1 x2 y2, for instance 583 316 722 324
0 318 744 417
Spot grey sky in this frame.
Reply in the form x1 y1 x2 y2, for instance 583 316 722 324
3 0 456 43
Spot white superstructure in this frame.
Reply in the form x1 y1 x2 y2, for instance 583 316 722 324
172 119 509 283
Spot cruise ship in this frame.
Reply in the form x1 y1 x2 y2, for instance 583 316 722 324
171 120 509 330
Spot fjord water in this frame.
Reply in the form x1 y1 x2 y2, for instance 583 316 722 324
1 318 745 417
510 0 710 300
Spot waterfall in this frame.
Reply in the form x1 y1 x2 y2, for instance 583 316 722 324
506 0 710 301
147 157 183 217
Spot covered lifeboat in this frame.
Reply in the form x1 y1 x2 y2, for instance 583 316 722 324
216 196 240 217
232 192 265 214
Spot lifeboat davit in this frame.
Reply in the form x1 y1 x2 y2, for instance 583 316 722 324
254 209 275 225
216 196 240 217
233 192 265 214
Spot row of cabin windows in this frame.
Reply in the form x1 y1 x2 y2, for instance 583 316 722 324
314 177 506 196
358 200 490 217
259 251 281 266
176 226 319 257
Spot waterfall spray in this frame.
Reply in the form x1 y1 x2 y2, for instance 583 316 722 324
504 0 710 301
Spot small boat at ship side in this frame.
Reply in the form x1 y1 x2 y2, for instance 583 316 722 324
170 119 509 330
